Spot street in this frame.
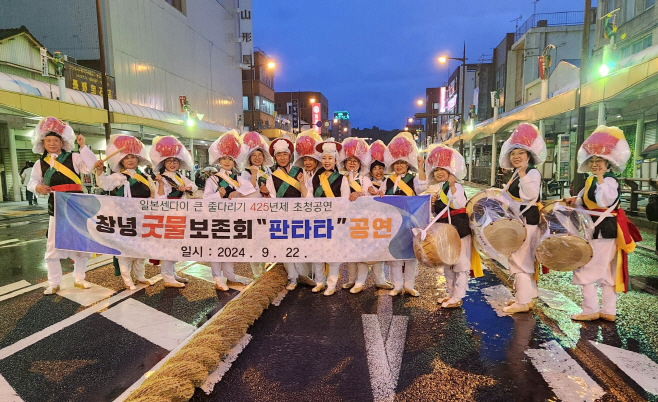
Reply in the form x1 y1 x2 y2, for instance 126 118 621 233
0 190 657 402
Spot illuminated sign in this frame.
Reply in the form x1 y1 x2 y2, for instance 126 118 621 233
312 103 321 134
334 111 350 120
439 87 446 113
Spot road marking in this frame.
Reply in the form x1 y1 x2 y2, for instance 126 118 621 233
0 374 23 402
363 291 409 402
591 341 658 396
537 288 581 313
0 239 46 249
56 276 115 307
526 340 605 402
0 239 19 246
201 334 253 394
101 299 196 351
481 284 514 317
0 280 31 297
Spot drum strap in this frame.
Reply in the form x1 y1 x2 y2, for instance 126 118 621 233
421 205 451 240
581 200 618 228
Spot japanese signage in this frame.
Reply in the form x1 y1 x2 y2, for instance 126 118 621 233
312 103 321 135
64 62 116 99
334 111 350 120
291 99 299 131
239 0 253 66
54 193 430 263
40 47 49 77
439 87 446 113
179 95 187 112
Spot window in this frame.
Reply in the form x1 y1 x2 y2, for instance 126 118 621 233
626 0 635 21
433 102 439 110
643 34 653 48
165 0 185 14
607 0 616 13
243 96 249 111
254 96 274 115
647 0 655 9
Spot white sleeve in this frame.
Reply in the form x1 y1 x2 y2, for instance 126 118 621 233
575 187 585 207
449 183 467 209
340 176 350 199
360 176 372 194
414 176 428 194
72 146 98 174
241 171 252 181
183 175 198 192
155 180 172 199
236 175 259 196
305 176 315 198
265 175 277 198
27 163 43 193
96 172 126 192
595 177 619 208
518 169 541 202
204 176 221 199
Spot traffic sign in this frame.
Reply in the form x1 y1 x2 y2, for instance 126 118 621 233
316 121 322 127
323 120 330 128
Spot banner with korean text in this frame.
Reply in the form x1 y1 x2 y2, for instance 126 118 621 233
54 193 430 263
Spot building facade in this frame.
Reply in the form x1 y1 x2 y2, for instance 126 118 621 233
243 49 275 132
274 91 329 136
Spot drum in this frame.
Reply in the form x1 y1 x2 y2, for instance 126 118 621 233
413 223 461 267
535 201 593 271
467 188 526 258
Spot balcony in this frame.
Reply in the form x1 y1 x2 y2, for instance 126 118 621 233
515 11 589 42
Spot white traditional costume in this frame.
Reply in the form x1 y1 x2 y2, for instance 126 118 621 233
27 117 97 294
150 135 197 288
96 135 154 290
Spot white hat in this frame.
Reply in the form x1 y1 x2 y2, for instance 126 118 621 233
208 130 243 166
577 125 630 173
149 136 193 172
499 123 547 169
269 137 295 158
240 131 274 170
32 116 76 154
293 129 323 168
425 144 466 183
106 134 150 173
384 132 418 174
315 138 343 162
339 137 372 175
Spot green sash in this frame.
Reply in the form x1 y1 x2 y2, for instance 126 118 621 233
43 152 73 186
314 170 341 197
275 166 301 198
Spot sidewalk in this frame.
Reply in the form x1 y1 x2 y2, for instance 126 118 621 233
0 200 48 221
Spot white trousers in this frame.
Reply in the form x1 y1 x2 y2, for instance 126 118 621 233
210 262 236 285
572 238 618 315
513 272 537 305
388 259 417 290
160 260 177 283
508 227 538 305
117 257 146 287
312 262 326 285
284 263 309 283
311 262 340 289
45 216 90 287
347 262 389 287
250 262 265 277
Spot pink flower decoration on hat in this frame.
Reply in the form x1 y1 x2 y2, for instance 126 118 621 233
243 131 264 149
343 138 368 158
428 146 453 168
510 123 538 147
370 141 386 162
218 134 241 159
389 136 412 159
582 131 619 157
154 136 182 158
114 135 143 154
38 117 67 136
296 135 316 157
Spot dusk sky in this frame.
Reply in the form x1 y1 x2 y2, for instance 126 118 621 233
253 0 596 131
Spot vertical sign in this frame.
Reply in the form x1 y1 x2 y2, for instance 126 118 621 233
538 56 546 80
439 86 446 113
239 0 253 66
312 103 321 135
179 96 187 112
292 99 299 131
40 47 49 77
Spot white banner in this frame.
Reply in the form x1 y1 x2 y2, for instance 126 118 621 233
54 193 430 263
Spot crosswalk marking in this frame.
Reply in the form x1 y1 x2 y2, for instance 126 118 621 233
591 341 658 396
481 285 514 316
537 288 581 313
56 276 115 307
101 299 196 351
526 340 605 402
0 239 19 246
0 374 23 402
0 280 31 297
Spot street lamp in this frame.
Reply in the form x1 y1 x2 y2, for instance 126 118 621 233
416 99 424 106
250 58 276 131
407 117 414 123
310 98 316 103
438 43 467 155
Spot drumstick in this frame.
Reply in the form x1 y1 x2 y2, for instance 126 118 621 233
102 147 125 162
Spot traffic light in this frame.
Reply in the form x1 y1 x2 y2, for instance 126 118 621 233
598 61 615 78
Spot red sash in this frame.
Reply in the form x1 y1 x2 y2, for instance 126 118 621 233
50 184 83 192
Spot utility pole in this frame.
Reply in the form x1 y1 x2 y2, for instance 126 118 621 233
459 42 466 155
572 0 592 194
95 0 111 141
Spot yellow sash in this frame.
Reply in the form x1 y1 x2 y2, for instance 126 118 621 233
121 170 149 187
216 172 240 188
44 155 81 184
470 244 483 278
319 173 335 198
350 179 362 192
389 174 414 196
272 169 301 191
438 183 453 208
172 173 184 186
582 176 600 210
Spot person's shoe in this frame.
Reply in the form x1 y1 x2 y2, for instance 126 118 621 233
404 287 420 297
437 296 450 305
174 275 189 284
136 278 151 285
323 287 336 296
350 285 365 294
164 281 185 288
215 282 229 292
297 275 316 287
342 282 355 289
286 282 297 291
74 280 92 289
508 300 534 309
503 303 530 314
600 313 616 322
441 298 463 308
375 282 394 290
43 286 60 295
312 283 326 293
126 283 137 291
389 288 402 296
571 312 600 321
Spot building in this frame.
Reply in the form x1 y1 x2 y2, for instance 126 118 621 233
593 0 655 64
0 0 245 201
423 87 442 145
274 91 329 136
443 64 477 142
493 33 516 115
243 48 276 133
331 111 352 141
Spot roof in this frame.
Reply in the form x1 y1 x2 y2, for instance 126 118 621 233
0 25 47 50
